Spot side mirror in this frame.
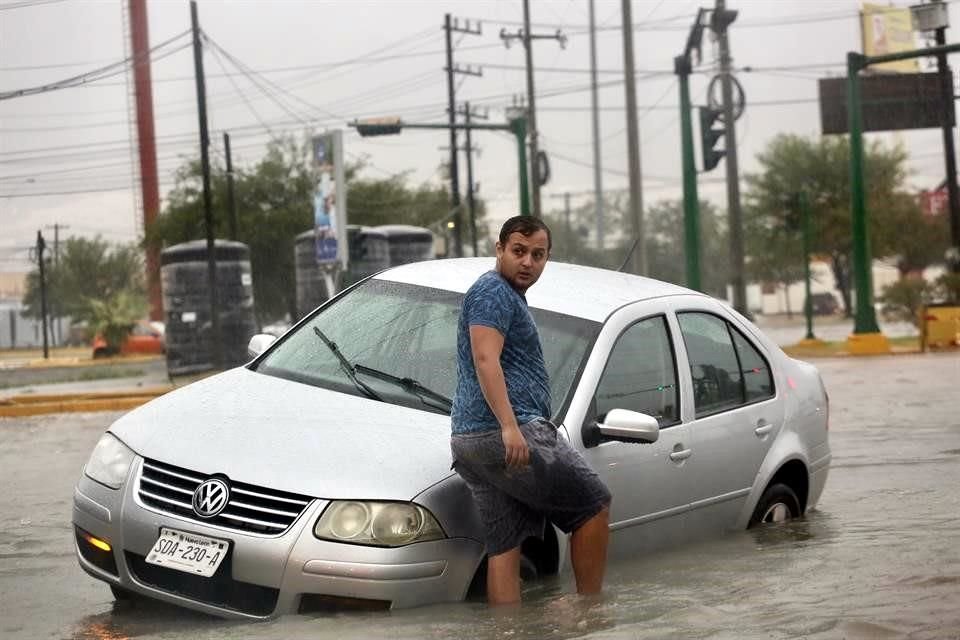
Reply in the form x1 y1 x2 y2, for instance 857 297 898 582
583 408 660 447
247 334 277 359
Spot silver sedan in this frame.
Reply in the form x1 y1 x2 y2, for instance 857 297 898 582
72 259 831 618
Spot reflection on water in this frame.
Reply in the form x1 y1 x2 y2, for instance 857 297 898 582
67 491 960 640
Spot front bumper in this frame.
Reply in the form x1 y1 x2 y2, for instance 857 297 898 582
72 458 484 619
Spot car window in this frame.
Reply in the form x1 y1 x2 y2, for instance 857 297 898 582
255 279 600 418
593 315 679 426
730 327 775 402
131 324 151 336
678 312 744 417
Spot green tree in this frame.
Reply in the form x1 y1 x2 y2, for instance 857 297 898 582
871 192 951 277
22 236 146 347
643 199 730 297
745 134 913 317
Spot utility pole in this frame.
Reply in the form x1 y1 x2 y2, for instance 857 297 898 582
190 0 221 369
713 0 747 314
44 222 68 344
129 0 163 323
500 2 566 218
444 15 482 257
459 102 487 256
621 0 645 275
676 9 707 291
932 0 960 272
588 0 605 249
35 231 49 359
224 132 239 241
564 191 572 258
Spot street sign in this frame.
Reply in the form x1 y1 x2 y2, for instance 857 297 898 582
819 72 951 134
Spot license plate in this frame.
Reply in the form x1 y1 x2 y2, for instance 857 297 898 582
146 527 229 578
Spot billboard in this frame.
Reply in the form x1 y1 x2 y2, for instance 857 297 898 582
312 130 347 269
818 72 951 134
861 3 918 73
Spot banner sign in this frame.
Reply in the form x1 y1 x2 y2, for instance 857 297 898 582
861 3 918 73
312 130 348 268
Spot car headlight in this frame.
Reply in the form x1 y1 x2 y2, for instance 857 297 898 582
314 501 445 547
83 433 135 489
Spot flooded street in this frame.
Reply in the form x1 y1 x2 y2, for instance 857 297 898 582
1 353 958 639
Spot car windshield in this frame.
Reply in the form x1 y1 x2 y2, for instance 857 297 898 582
254 278 600 418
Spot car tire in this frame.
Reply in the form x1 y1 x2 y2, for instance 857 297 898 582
93 348 108 360
748 483 801 527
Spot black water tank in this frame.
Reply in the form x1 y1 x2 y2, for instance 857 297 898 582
160 240 257 376
294 230 328 318
347 225 390 282
373 224 435 266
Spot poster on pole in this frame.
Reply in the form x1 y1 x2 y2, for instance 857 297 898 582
860 3 918 73
312 130 348 270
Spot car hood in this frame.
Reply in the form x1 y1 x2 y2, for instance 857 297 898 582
110 367 455 501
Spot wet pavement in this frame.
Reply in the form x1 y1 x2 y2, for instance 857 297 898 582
1 353 958 640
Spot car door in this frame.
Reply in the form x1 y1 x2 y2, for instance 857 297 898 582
676 309 781 534
575 313 694 558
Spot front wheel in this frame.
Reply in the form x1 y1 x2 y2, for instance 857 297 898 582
748 483 801 527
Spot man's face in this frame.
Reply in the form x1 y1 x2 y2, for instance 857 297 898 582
495 230 550 292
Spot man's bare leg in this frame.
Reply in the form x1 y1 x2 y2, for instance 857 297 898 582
570 506 610 594
486 546 522 605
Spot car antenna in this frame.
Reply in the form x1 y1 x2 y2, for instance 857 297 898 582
617 237 641 272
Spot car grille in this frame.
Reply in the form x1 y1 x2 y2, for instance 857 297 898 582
137 458 313 535
126 551 278 617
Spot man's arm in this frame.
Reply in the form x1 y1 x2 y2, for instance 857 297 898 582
469 325 529 468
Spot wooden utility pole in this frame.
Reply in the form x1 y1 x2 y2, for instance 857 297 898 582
622 0 645 275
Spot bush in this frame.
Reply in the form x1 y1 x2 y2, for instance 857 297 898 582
880 279 933 327
933 272 960 304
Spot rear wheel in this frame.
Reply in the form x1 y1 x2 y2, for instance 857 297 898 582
748 483 801 527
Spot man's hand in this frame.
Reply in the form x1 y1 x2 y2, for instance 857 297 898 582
502 424 529 468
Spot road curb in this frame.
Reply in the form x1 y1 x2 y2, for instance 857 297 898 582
0 387 172 418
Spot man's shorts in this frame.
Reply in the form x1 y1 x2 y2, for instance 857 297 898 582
450 418 612 557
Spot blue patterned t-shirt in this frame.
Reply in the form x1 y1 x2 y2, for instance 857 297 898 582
450 270 551 434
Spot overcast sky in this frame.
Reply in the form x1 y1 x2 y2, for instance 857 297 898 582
1 0 955 272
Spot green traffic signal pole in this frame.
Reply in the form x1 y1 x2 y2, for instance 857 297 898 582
350 118 531 218
847 42 960 342
799 190 816 341
846 51 880 336
675 55 701 292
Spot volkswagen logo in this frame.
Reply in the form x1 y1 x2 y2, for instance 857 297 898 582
192 478 230 518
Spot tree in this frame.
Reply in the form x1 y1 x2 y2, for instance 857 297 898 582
745 134 913 317
643 199 730 297
21 236 146 347
871 192 951 277
146 136 488 324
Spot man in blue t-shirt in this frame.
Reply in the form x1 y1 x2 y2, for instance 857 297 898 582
451 216 611 606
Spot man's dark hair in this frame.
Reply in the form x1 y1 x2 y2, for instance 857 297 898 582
498 215 552 252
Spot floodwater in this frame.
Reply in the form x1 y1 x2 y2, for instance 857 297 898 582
1 353 958 639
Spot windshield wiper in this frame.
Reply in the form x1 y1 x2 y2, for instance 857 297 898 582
354 363 452 413
313 327 384 403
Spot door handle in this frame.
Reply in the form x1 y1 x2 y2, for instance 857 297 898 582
669 447 692 462
754 422 773 437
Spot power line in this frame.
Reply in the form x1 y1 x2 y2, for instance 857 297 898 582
0 30 191 100
0 0 65 10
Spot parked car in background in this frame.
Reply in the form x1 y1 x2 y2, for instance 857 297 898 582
73 259 831 618
92 320 165 358
807 292 840 316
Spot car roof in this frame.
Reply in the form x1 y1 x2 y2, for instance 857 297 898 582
374 257 704 323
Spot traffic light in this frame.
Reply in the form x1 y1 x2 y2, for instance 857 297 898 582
698 106 725 172
354 117 402 137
